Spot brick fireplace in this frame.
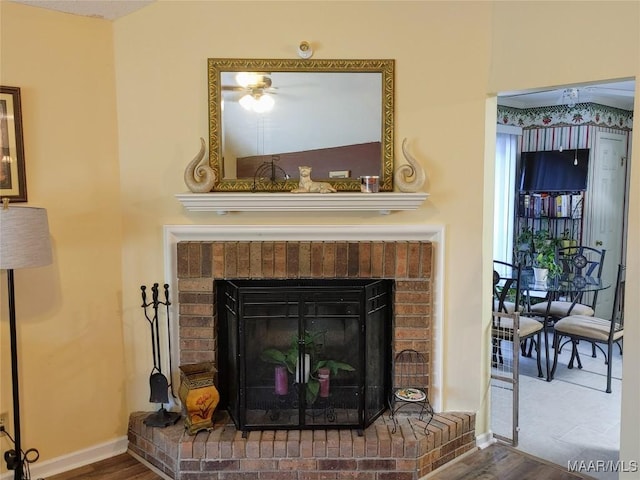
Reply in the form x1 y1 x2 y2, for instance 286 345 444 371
127 225 476 479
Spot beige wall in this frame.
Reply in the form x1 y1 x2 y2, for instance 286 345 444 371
1 0 638 474
112 0 493 430
0 1 125 467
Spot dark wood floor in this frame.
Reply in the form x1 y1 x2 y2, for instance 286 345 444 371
46 444 595 480
46 453 164 480
428 443 596 480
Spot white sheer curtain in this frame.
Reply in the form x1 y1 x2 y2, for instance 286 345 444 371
494 127 521 263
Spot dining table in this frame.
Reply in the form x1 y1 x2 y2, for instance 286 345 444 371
520 269 610 381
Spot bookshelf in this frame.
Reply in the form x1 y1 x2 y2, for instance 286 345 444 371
514 191 584 266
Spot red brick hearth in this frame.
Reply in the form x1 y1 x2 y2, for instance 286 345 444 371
129 410 476 480
127 239 477 478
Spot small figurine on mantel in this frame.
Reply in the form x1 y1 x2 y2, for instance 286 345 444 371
184 137 216 193
290 166 337 194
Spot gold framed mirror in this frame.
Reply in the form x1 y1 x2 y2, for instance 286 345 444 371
208 58 394 191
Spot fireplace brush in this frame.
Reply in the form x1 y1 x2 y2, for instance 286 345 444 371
140 282 180 427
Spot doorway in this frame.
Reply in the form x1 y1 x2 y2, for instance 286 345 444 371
491 78 633 473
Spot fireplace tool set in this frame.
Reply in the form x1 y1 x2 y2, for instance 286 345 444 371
140 283 180 427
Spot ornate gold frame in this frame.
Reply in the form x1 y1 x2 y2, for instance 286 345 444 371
208 58 394 192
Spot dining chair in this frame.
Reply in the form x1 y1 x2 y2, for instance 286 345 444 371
529 245 606 319
492 260 543 378
551 264 625 393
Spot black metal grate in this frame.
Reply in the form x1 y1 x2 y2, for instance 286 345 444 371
218 279 392 434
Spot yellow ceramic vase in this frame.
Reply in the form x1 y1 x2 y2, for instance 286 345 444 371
178 362 219 435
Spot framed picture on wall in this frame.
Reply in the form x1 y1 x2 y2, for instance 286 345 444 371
0 86 27 202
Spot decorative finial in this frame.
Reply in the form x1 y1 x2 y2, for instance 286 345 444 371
394 138 426 193
184 138 216 193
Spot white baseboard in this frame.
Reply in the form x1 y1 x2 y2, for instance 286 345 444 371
475 431 497 449
0 436 128 480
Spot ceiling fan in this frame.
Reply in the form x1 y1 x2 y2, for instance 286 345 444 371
222 73 277 94
222 73 278 112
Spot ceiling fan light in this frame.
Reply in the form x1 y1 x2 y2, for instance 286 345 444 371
239 93 256 110
236 72 262 88
562 88 579 107
254 94 275 113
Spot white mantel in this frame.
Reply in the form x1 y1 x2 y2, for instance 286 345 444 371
175 192 428 215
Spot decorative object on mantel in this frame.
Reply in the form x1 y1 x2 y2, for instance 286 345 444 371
183 137 216 193
290 166 337 193
360 175 380 193
140 283 180 427
178 362 219 435
394 138 426 193
252 155 290 191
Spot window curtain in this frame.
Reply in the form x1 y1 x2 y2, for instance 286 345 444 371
494 130 519 263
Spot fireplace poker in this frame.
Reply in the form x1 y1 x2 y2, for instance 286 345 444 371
140 283 180 427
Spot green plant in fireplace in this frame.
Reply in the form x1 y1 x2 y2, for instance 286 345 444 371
260 330 355 404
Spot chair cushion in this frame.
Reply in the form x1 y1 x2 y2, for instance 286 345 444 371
493 315 543 337
530 301 594 317
554 315 623 342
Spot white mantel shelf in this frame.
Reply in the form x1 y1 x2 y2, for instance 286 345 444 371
175 192 429 215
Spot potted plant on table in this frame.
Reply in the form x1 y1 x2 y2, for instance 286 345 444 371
532 229 562 282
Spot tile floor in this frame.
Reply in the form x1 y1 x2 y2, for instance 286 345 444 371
492 334 623 480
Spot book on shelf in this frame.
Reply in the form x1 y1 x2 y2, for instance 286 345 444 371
555 195 569 217
519 192 584 219
571 193 583 219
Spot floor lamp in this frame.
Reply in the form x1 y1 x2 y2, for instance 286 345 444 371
0 201 52 480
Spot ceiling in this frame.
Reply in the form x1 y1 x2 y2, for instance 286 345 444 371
8 1 637 111
9 0 155 20
498 80 636 111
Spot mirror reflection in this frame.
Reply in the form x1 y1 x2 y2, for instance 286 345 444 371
208 59 394 191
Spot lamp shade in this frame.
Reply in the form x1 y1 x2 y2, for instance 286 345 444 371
0 206 52 269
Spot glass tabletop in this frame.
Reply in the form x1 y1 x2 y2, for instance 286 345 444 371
521 270 609 294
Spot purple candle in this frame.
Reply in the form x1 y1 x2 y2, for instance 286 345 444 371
275 366 288 395
318 368 330 398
